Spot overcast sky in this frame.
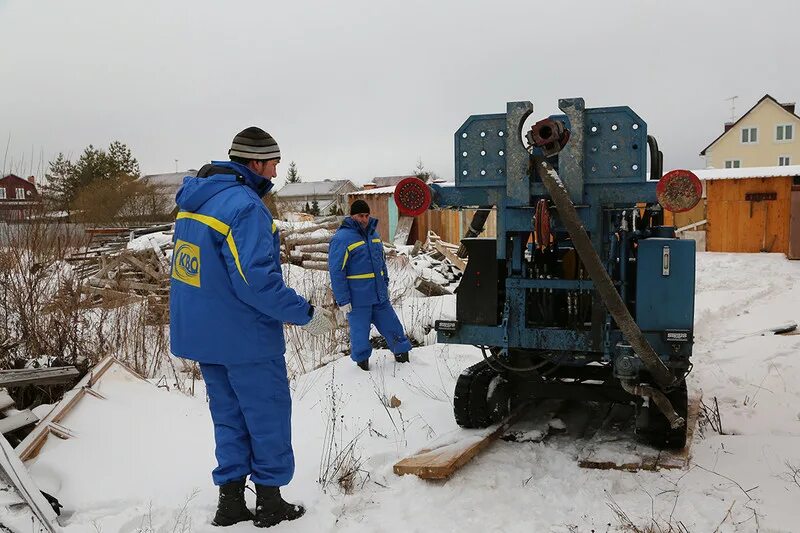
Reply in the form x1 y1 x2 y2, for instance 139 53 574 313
2 0 799 187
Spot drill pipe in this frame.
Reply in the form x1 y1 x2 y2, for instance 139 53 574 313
533 159 682 427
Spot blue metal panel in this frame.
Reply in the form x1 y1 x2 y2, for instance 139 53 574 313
431 183 504 208
636 238 696 332
583 106 648 184
454 113 508 187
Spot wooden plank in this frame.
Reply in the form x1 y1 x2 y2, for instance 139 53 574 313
393 215 414 246
0 390 14 412
0 410 38 434
149 237 169 271
578 394 701 472
414 277 452 296
87 278 164 292
0 434 60 532
676 219 707 233
119 252 163 281
393 406 527 479
80 285 146 304
432 240 467 271
0 367 79 388
578 403 659 472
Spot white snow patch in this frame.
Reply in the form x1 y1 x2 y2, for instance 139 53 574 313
16 251 800 532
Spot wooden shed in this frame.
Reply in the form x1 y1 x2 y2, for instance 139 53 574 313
686 165 800 256
347 184 497 245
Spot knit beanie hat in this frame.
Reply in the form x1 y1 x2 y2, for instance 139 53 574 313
350 200 370 216
229 127 281 161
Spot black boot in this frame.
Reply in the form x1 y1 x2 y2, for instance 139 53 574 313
356 358 370 371
212 479 254 527
253 485 305 528
394 352 409 363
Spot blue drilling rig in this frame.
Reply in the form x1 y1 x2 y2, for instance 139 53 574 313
394 98 702 448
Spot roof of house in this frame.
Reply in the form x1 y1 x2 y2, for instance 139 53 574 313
349 185 397 196
368 175 419 188
692 164 800 181
349 180 456 197
140 170 197 188
0 174 37 187
700 94 800 156
275 179 356 197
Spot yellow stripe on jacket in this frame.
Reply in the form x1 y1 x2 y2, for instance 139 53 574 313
176 211 248 284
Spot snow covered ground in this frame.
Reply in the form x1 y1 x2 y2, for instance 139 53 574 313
3 252 800 532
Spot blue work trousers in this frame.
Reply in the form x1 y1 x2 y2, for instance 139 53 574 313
200 359 294 487
348 300 412 362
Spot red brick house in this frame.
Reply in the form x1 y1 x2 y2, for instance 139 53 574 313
0 174 43 221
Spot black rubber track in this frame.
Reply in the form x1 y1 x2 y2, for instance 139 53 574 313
453 360 488 428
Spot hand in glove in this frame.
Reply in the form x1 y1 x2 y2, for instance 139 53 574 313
336 303 352 326
302 306 335 336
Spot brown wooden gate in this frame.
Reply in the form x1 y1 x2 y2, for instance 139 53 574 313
706 177 792 254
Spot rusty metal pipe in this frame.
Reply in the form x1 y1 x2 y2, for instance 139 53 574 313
457 208 492 258
534 159 678 391
620 381 685 429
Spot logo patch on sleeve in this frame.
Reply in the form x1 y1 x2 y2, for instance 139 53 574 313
172 239 201 287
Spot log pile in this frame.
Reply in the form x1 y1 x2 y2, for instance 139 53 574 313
281 216 342 271
65 224 173 310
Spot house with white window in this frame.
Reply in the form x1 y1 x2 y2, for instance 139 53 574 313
0 174 42 221
700 94 800 169
275 179 358 215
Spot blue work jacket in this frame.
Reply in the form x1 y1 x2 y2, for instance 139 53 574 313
169 161 311 364
328 217 389 307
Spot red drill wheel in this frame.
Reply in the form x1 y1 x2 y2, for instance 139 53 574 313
657 169 702 213
394 177 432 217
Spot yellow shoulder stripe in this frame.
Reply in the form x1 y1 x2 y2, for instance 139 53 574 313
341 240 366 270
177 211 229 234
372 238 382 243
176 211 248 284
272 221 277 234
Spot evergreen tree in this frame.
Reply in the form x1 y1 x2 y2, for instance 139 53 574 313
44 141 140 213
310 199 320 216
412 157 439 183
285 161 301 184
304 201 311 213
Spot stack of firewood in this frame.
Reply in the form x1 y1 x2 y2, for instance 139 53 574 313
66 225 173 308
281 216 342 271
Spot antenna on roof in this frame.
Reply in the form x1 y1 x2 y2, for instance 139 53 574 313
725 96 738 123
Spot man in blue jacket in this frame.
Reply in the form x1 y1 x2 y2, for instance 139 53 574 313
170 127 334 528
328 200 412 371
